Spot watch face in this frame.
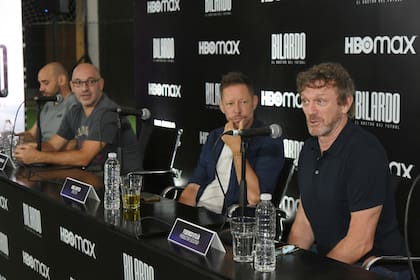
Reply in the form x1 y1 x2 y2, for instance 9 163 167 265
0 44 7 97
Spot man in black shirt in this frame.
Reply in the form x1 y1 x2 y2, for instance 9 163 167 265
288 62 408 279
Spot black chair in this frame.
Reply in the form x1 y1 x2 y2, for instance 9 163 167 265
272 157 296 207
362 174 420 278
130 124 183 195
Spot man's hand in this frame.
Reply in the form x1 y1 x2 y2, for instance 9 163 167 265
14 143 41 164
221 120 243 155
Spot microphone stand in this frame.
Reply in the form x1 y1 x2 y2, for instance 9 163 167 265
239 136 249 216
36 102 42 151
116 113 124 172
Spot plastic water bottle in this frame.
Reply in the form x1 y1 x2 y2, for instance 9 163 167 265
104 208 120 226
1 119 13 157
104 152 121 210
254 193 276 272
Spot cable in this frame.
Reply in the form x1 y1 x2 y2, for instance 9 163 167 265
213 133 226 200
211 133 231 232
404 173 419 280
9 100 25 159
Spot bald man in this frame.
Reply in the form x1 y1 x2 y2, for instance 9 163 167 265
15 63 141 173
17 62 77 142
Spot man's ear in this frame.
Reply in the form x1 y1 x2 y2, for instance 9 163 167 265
58 74 66 86
342 95 353 114
219 100 225 114
252 95 258 110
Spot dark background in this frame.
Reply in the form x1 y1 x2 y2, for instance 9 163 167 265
22 0 420 186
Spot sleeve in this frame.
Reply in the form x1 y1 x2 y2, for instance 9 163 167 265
346 138 389 212
188 129 221 187
87 110 119 144
251 136 285 194
56 107 76 140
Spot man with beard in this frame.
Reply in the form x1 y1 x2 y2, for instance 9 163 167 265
288 62 408 279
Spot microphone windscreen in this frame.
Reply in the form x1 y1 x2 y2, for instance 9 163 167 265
270 124 282 139
141 108 151 120
56 94 63 103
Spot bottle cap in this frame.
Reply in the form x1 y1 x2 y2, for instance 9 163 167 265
260 193 272 201
108 152 117 158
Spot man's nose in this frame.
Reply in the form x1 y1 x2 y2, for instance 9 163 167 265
233 102 242 113
305 102 317 114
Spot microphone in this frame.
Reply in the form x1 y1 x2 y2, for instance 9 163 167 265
115 107 151 120
223 124 282 139
33 95 63 103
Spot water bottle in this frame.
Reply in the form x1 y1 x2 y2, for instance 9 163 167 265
104 152 121 210
254 193 276 272
1 119 13 157
104 208 120 226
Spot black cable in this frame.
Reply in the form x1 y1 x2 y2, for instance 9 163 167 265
9 100 25 159
404 173 419 280
213 133 226 200
211 133 232 232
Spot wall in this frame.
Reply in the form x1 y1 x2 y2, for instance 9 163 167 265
134 0 420 184
98 0 135 107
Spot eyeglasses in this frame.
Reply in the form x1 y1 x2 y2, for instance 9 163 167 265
71 78 101 88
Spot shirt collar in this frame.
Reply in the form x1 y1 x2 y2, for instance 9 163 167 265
309 120 356 157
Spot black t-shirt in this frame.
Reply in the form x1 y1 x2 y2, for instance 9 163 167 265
298 121 404 260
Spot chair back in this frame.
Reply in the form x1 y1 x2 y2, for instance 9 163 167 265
271 158 300 242
140 125 183 171
272 158 296 207
136 124 183 194
392 174 420 256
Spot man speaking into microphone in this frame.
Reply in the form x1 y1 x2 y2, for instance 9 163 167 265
178 72 284 214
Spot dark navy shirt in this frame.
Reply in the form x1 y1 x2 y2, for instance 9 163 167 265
298 121 404 260
189 120 285 211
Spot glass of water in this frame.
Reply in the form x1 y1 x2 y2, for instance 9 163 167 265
230 216 256 262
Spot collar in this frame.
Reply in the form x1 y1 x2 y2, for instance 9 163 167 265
309 120 356 157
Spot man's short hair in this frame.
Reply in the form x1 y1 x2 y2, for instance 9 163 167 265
296 62 355 118
220 72 255 97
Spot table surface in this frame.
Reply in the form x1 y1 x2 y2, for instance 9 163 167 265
0 165 389 280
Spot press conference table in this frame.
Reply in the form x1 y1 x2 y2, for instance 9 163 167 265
0 166 388 279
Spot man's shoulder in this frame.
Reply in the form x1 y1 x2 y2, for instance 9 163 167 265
348 122 384 149
66 101 82 116
205 127 224 144
65 93 78 105
97 94 118 109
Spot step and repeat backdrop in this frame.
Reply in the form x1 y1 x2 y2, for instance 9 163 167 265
134 0 420 185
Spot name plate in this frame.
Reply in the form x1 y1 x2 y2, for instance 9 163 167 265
168 218 225 255
0 153 15 171
60 177 100 205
